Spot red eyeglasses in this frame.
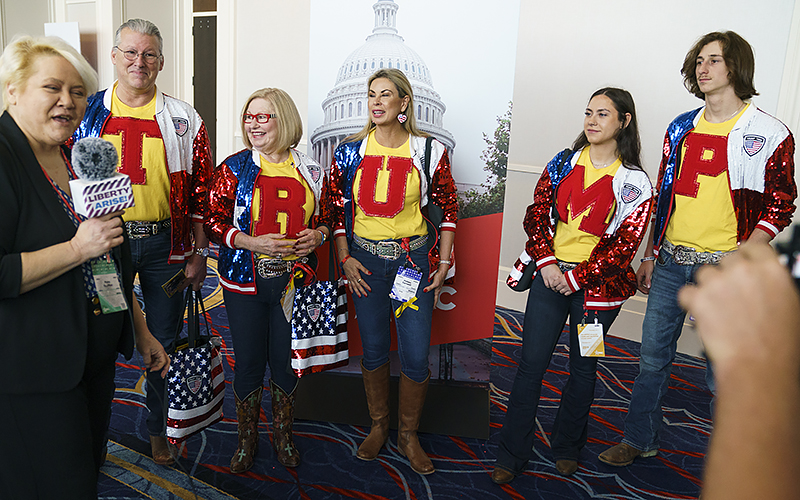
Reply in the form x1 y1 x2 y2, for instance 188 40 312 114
243 113 276 124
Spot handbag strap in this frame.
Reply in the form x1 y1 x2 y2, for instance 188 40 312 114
423 136 433 198
189 289 212 348
170 289 192 349
329 234 339 282
171 288 212 350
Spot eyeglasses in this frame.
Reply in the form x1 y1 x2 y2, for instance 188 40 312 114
114 46 161 64
243 113 276 124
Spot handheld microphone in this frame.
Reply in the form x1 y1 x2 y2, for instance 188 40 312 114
69 137 135 217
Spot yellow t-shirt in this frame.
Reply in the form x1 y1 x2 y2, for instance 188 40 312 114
353 131 427 240
553 147 621 263
664 105 747 252
252 152 314 260
103 85 170 222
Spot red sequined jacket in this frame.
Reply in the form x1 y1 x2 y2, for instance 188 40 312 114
509 148 652 310
322 135 458 279
651 104 796 253
72 86 212 263
205 148 326 294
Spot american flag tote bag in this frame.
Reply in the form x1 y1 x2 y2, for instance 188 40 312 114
165 290 225 445
289 246 349 377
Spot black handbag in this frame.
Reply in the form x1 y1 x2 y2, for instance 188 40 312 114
506 252 535 291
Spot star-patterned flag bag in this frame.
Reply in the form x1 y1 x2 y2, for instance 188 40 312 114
165 289 225 444
289 244 349 377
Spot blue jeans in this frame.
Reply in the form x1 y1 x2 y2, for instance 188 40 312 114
350 240 433 383
130 230 188 436
495 273 620 473
622 247 712 452
223 273 298 397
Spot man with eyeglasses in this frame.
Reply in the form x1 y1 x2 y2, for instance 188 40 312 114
72 18 212 466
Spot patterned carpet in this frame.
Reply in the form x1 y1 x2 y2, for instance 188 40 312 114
99 257 711 499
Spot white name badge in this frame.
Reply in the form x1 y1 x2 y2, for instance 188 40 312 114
578 320 605 357
92 258 128 314
390 266 422 303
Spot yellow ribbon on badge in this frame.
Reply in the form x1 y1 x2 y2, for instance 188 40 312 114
280 270 304 322
394 297 419 318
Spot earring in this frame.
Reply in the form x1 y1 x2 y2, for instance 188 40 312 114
397 112 408 124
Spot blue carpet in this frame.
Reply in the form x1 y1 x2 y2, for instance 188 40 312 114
99 257 710 499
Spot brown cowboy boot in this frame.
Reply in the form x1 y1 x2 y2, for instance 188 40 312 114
149 435 176 465
397 371 435 475
270 379 300 468
357 361 390 460
230 387 262 473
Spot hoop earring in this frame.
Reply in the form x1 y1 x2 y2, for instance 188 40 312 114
397 112 408 124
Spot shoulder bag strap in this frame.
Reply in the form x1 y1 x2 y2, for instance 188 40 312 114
423 136 434 197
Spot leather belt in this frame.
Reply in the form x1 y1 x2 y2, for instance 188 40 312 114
255 257 307 279
557 260 579 273
353 234 428 260
662 239 733 266
125 219 171 239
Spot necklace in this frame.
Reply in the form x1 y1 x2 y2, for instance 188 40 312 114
724 101 745 121
590 154 617 169
709 101 745 123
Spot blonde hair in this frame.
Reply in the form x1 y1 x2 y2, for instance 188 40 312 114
240 88 303 152
0 35 98 110
345 68 428 143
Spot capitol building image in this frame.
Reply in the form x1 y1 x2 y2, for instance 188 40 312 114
310 0 456 170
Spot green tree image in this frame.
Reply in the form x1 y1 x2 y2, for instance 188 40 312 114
459 102 511 218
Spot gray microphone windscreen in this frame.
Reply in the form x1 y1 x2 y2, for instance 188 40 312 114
72 137 119 181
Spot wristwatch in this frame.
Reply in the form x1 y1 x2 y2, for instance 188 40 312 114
195 247 210 257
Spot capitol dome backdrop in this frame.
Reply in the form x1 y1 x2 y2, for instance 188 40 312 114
308 0 519 217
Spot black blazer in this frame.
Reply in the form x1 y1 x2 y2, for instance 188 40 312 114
0 111 134 394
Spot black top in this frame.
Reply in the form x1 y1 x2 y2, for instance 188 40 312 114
0 111 134 394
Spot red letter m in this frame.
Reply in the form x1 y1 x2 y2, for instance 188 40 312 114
556 165 615 236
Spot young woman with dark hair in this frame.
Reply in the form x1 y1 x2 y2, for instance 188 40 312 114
492 88 652 483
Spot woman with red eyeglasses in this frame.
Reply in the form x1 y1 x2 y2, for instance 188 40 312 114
205 88 330 473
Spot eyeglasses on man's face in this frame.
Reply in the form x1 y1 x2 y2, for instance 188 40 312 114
243 113 277 124
115 47 161 64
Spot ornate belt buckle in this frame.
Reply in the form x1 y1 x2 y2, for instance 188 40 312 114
257 259 282 279
377 241 402 260
127 222 150 239
672 245 694 265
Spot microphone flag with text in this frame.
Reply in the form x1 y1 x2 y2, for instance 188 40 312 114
69 137 135 217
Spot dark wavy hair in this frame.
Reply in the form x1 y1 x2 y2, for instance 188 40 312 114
571 87 642 171
681 31 758 100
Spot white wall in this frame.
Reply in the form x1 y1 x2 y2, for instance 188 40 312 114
215 0 311 160
498 0 798 354
0 0 50 44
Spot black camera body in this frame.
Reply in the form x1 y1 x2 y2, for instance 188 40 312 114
775 223 800 289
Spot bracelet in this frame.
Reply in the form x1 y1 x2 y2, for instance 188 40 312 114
341 255 351 265
640 256 656 263
439 259 452 267
317 229 327 245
